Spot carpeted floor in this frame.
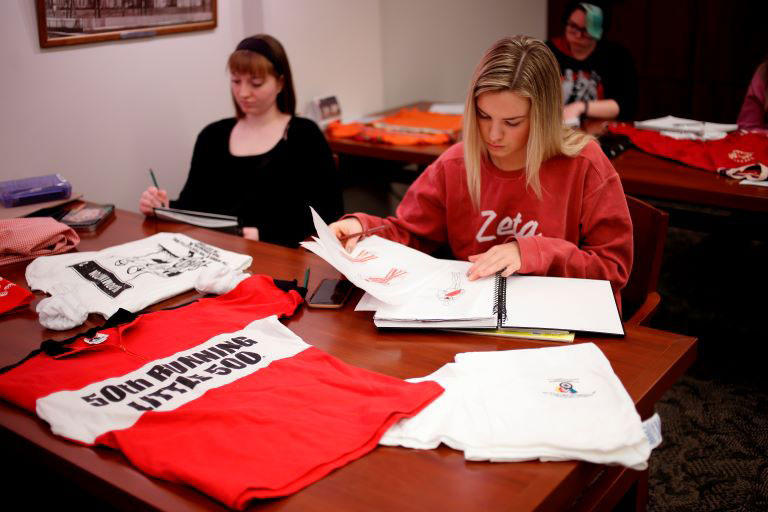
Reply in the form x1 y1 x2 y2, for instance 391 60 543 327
646 226 768 511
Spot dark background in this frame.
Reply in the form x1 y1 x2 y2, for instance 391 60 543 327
547 0 768 123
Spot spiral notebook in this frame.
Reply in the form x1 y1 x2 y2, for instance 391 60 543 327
372 261 624 336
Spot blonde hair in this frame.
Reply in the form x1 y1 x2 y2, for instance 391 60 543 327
463 35 591 208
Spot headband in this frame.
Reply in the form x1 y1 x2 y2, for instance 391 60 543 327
235 37 283 75
579 3 604 40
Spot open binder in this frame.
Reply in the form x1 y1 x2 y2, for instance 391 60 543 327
373 271 624 336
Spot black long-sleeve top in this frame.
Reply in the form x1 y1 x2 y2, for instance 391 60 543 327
547 37 638 121
170 117 343 247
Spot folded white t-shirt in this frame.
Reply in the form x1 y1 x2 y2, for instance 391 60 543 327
381 343 651 470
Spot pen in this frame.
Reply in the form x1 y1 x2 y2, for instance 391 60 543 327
148 168 168 208
338 225 387 242
149 168 160 189
303 268 310 289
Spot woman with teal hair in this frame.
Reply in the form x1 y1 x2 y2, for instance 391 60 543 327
547 1 637 121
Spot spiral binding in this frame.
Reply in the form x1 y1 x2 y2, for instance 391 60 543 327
492 272 508 328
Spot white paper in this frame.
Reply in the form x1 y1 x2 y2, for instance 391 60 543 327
355 292 386 312
302 208 450 305
635 115 738 137
428 103 464 115
739 179 768 187
374 260 496 321
503 275 623 335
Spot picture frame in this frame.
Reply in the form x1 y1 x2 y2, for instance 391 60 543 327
306 95 341 128
35 0 217 49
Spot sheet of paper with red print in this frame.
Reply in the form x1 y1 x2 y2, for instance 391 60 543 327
373 260 496 321
301 208 449 305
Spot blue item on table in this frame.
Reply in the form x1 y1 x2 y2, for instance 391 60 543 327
0 174 72 207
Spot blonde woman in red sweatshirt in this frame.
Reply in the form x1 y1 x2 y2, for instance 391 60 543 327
330 35 632 307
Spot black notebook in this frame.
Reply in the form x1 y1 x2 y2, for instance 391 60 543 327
153 206 242 236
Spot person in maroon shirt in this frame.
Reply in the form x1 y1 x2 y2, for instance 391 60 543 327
737 59 768 131
330 36 632 308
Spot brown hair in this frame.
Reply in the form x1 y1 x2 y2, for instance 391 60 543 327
463 35 591 207
228 34 296 117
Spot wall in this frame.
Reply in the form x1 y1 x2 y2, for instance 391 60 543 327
380 0 547 108
256 0 383 121
1 1 548 213
0 1 246 210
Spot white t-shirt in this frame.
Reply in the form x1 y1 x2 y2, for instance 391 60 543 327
26 232 252 319
381 343 652 470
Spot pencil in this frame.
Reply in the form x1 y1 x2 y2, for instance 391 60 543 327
148 168 168 208
338 225 387 242
149 168 160 189
303 268 310 288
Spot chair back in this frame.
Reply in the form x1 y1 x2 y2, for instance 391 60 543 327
622 195 669 324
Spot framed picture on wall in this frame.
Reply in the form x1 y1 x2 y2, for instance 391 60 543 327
35 0 217 49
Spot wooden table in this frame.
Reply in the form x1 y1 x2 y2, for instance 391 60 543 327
611 149 768 214
326 102 768 214
0 211 696 511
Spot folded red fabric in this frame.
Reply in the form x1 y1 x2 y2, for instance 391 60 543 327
609 123 768 176
0 276 34 314
0 218 80 266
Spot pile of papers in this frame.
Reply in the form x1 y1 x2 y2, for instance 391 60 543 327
302 209 622 338
301 208 451 305
635 115 738 141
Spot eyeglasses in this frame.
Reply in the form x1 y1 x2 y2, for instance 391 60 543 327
565 21 591 38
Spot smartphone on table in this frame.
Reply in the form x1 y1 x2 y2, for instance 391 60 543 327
307 278 354 308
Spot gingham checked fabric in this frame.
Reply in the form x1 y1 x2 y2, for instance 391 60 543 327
0 218 80 266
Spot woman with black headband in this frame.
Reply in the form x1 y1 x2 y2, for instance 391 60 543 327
546 1 637 121
139 34 343 247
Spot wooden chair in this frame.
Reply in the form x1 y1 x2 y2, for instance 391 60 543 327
621 195 669 325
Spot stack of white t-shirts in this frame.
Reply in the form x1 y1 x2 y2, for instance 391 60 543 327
380 343 652 470
26 232 252 325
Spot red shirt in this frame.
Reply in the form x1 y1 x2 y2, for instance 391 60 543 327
0 276 443 508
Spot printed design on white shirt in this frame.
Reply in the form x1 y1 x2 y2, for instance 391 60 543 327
36 317 308 444
436 272 465 304
543 378 596 398
69 237 226 299
562 68 602 103
476 210 542 243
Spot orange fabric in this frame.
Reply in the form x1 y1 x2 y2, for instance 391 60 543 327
326 121 364 138
372 108 463 134
326 120 453 146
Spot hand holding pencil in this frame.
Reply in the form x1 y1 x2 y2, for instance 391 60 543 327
138 169 169 216
329 218 386 251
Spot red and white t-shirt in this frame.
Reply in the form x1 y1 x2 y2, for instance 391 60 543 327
0 275 443 509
